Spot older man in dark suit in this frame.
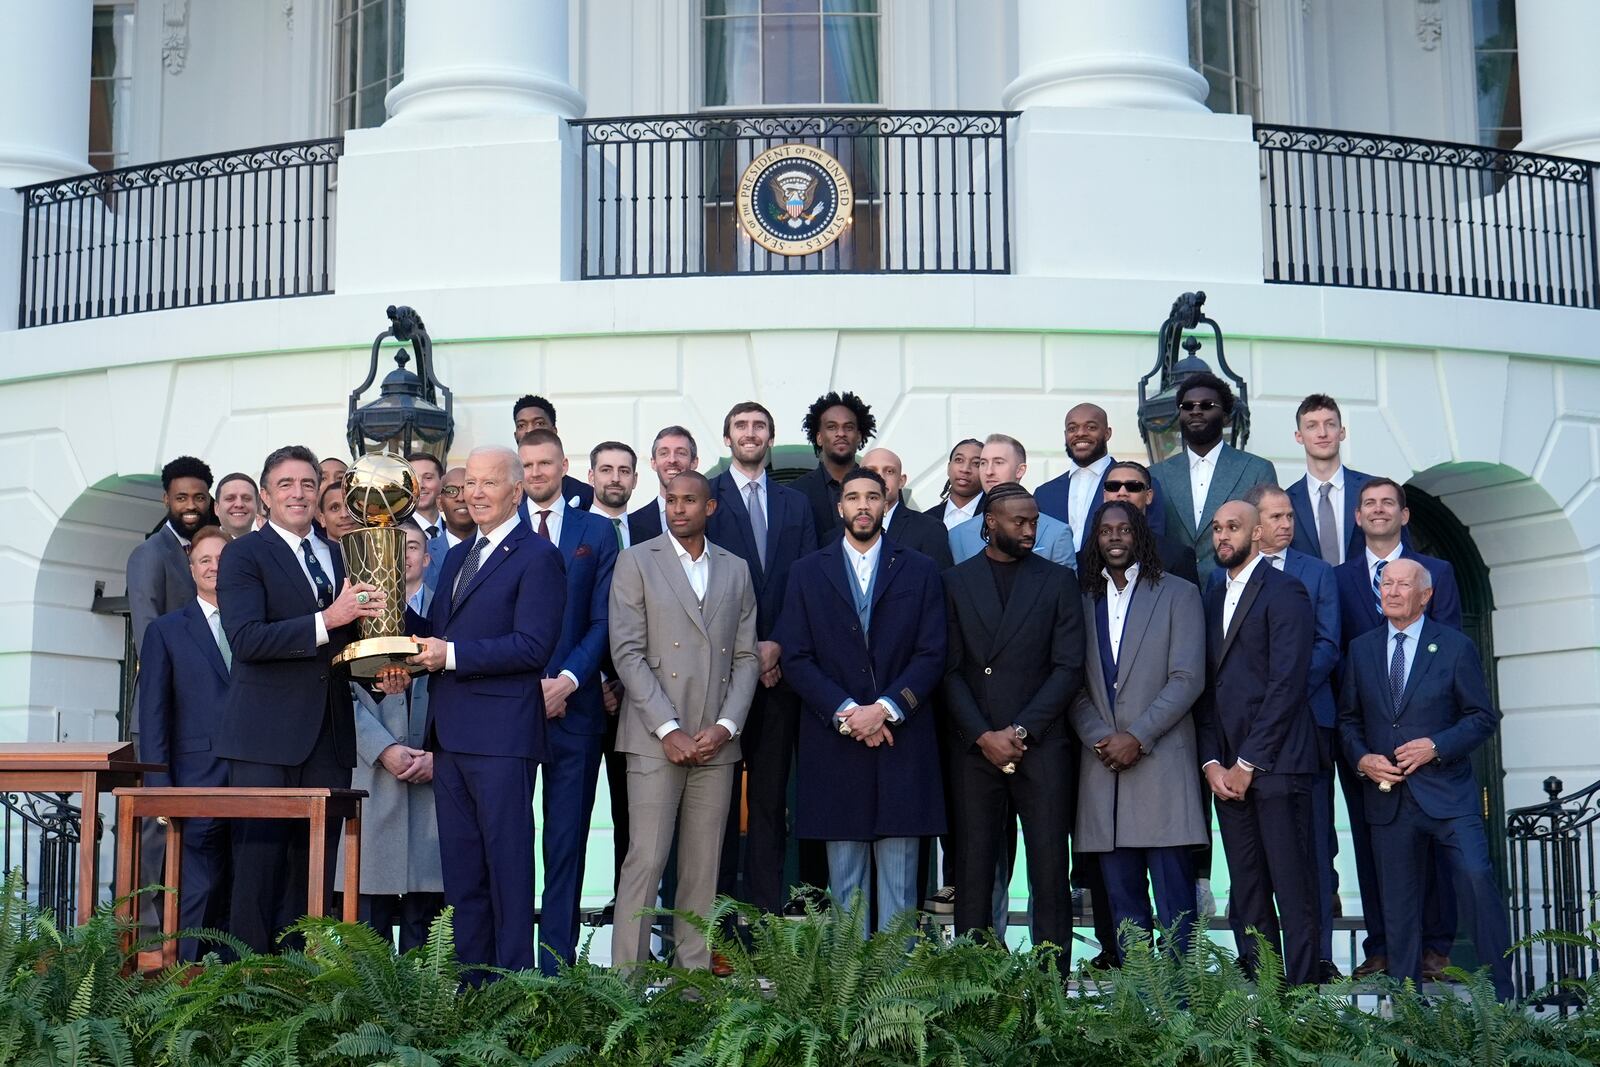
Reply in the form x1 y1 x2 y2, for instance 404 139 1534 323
216 445 386 954
779 469 947 930
1198 499 1320 986
1338 558 1511 1000
139 524 234 959
404 445 567 974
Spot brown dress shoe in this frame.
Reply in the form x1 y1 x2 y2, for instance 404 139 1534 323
710 951 734 978
1422 949 1452 981
1352 954 1388 979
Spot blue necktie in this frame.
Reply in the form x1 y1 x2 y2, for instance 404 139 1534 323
452 536 490 611
1389 632 1408 716
300 538 333 609
1372 558 1387 613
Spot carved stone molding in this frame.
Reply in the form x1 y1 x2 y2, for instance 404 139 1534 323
1416 0 1441 51
162 0 190 74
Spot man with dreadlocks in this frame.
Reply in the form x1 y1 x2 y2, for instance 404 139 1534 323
942 481 1084 950
793 390 876 538
1069 501 1207 960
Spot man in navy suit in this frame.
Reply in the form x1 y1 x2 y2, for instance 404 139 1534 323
216 445 386 954
1338 558 1511 1000
628 425 697 545
1208 485 1342 978
513 394 594 510
1035 404 1166 549
139 524 234 960
401 445 567 974
778 468 947 930
1287 394 1379 566
1334 476 1463 979
1198 500 1321 986
518 431 619 974
707 402 820 916
1151 373 1279 583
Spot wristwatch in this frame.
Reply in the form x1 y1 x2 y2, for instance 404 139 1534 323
1011 724 1028 741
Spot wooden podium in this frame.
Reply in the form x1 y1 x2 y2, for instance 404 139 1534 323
0 742 160 925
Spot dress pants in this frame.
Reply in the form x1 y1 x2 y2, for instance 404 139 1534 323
361 891 446 953
827 837 920 934
1099 845 1197 958
602 715 630 894
172 816 231 961
1213 771 1321 986
1336 749 1457 956
433 749 538 974
1372 789 1513 1001
1311 751 1338 961
613 756 734 972
539 726 605 974
950 737 1073 949
227 709 350 955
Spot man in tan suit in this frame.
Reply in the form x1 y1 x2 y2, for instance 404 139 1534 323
608 471 759 971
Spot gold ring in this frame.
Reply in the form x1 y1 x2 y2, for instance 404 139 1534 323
355 591 370 605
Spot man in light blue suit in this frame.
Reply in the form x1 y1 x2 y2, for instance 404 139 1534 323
517 431 619 975
1150 372 1278 583
1207 484 1342 978
949 434 1075 568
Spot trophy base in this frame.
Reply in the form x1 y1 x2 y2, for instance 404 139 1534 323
333 636 428 678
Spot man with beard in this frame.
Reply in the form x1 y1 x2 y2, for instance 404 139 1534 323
408 452 449 591
926 439 984 530
1090 460 1199 586
1036 403 1166 550
1198 500 1320 986
1151 372 1278 583
837 448 955 569
517 430 619 973
779 469 947 931
215 472 263 540
793 391 876 537
587 441 639 549
1070 502 1207 960
707 403 820 927
943 482 1084 949
128 455 216 648
513 394 594 509
950 435 1076 567
629 426 698 543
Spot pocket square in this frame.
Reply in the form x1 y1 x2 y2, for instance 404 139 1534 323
574 544 593 559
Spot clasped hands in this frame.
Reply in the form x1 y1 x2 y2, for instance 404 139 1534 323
661 724 733 766
1205 760 1254 801
1358 737 1437 786
838 702 895 749
1093 731 1143 773
377 743 433 784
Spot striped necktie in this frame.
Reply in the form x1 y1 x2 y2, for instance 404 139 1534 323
1372 559 1387 612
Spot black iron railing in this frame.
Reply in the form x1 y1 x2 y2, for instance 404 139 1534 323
1256 125 1599 308
1507 775 1600 1010
17 138 342 328
572 111 1017 278
2 792 90 928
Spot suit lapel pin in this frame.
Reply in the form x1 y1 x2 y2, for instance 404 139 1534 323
1427 643 1438 653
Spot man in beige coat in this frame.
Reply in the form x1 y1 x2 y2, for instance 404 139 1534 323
608 471 759 971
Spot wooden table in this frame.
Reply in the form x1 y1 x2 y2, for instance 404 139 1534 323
112 787 365 968
0 742 161 925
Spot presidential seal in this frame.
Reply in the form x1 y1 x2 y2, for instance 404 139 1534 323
736 143 855 256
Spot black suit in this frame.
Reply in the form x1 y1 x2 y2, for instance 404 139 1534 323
561 474 594 510
1197 559 1320 985
826 503 955 571
942 552 1084 946
626 497 663 545
792 463 844 539
215 526 358 953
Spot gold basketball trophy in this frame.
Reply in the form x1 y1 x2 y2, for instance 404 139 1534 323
332 305 453 678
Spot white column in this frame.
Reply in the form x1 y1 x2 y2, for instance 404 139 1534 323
0 0 90 187
1002 0 1208 112
385 0 585 124
1514 0 1600 160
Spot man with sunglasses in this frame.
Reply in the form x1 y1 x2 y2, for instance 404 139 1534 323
1035 403 1166 550
1151 372 1279 584
1085 460 1200 587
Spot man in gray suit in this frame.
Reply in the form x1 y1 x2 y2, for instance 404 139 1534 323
1070 501 1208 958
127 455 216 648
608 471 759 971
1150 373 1277 583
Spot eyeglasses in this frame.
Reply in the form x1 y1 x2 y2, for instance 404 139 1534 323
1102 480 1148 493
440 485 463 498
1178 400 1219 412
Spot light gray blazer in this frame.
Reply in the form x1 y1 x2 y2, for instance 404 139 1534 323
1069 573 1208 852
127 525 196 653
607 534 759 764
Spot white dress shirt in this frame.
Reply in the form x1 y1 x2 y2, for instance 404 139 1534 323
654 536 739 740
656 495 668 533
1221 551 1267 636
1069 455 1113 549
1102 562 1140 662
198 595 222 636
1302 465 1347 562
443 528 463 551
443 513 522 671
729 466 769 524
941 494 981 531
531 492 566 545
882 502 899 536
266 520 334 646
1188 443 1227 529
594 508 630 550
843 535 882 596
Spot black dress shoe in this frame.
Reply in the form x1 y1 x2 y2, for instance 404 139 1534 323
1317 960 1344 983
1086 949 1120 971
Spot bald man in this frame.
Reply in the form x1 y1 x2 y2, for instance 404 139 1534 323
1198 500 1321 986
1035 403 1166 550
838 448 955 570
